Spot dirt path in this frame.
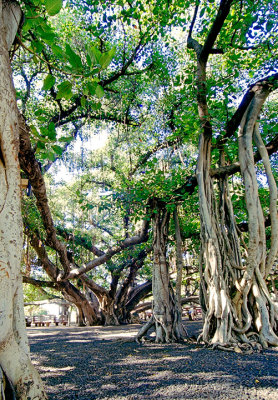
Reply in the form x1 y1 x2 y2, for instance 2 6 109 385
27 321 278 399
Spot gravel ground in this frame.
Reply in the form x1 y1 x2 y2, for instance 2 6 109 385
27 321 278 400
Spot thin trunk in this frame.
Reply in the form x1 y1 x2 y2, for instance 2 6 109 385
174 207 188 337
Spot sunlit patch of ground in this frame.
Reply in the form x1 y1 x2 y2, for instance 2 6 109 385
27 321 278 400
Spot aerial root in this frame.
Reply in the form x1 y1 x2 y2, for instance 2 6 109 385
135 316 155 344
197 333 203 344
210 340 262 354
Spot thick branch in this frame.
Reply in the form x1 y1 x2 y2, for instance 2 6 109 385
22 275 59 290
199 0 233 63
116 248 150 306
222 73 278 141
80 274 108 298
134 295 199 313
19 117 72 277
66 219 150 279
126 280 152 312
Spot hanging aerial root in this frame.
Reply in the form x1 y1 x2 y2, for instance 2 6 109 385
135 316 155 344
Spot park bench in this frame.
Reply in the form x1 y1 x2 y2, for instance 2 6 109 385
31 315 61 327
59 315 68 326
32 316 45 327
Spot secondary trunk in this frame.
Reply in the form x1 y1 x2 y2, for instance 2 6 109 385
174 207 188 336
0 2 46 398
136 201 185 343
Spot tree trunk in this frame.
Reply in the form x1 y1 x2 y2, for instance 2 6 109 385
115 250 149 324
136 201 184 343
188 1 278 350
99 295 120 326
60 282 100 326
0 2 47 398
198 84 278 350
174 207 188 337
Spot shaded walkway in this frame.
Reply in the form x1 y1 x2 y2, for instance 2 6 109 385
27 321 278 399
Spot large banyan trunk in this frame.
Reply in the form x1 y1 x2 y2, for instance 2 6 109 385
100 296 120 326
137 200 185 343
0 2 47 398
80 275 120 326
61 282 100 326
198 84 278 350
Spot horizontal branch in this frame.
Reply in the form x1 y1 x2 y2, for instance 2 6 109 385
66 218 150 279
134 295 199 313
211 134 278 179
126 280 152 312
22 275 59 290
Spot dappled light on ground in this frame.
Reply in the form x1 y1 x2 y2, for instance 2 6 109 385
27 322 278 400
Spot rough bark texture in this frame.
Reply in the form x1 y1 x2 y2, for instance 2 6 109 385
0 1 47 398
29 233 100 326
173 207 188 337
188 1 278 351
81 249 150 326
136 201 185 343
198 83 278 350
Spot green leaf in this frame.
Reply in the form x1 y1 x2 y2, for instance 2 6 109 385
42 74 56 91
200 7 206 18
59 136 74 143
51 44 66 58
40 151 55 161
37 141 46 150
56 81 73 100
86 53 92 67
36 26 56 43
81 96 86 107
65 44 83 71
30 125 40 138
91 102 101 111
95 85 104 98
99 47 116 69
87 81 97 95
45 0 63 16
266 21 273 32
47 122 56 140
31 40 43 54
52 145 64 155
88 46 102 65
40 127 48 137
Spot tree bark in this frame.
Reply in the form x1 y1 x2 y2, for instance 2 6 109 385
174 207 188 337
188 1 278 350
0 1 47 398
136 201 184 343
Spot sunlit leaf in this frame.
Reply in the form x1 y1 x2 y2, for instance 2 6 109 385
42 74 56 91
56 81 73 100
45 0 63 16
